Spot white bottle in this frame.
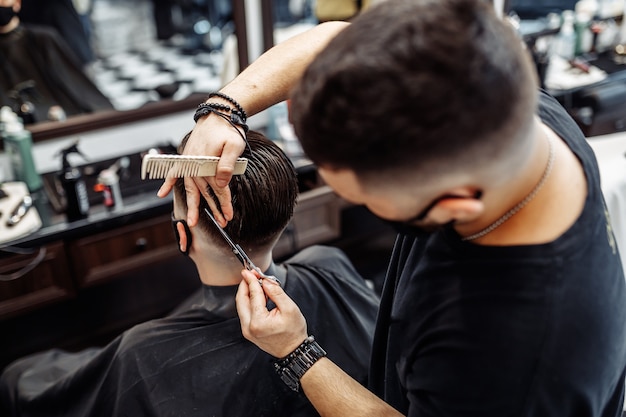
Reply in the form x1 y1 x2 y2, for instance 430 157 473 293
577 0 599 16
575 0 598 54
597 0 623 18
554 10 577 60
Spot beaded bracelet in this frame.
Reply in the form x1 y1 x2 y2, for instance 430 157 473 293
194 104 248 133
194 102 246 126
198 102 231 113
207 92 248 121
194 106 251 155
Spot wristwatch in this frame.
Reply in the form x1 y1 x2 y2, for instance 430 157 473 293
274 336 327 392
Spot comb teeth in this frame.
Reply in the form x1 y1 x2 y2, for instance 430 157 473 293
141 154 248 179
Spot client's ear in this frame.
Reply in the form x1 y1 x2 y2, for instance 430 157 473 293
176 221 192 255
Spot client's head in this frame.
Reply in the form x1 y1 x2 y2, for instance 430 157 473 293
173 130 298 278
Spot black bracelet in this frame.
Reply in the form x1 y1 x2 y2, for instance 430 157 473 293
208 92 248 121
193 106 251 156
196 107 249 133
198 102 231 113
193 106 248 132
274 336 327 392
195 102 246 125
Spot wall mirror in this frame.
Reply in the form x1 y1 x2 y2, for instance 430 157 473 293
8 0 351 143
7 0 276 142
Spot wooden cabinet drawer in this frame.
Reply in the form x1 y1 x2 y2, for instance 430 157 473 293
68 214 180 287
0 242 73 319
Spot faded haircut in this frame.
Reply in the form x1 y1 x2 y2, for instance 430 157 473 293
173 130 299 252
290 0 538 182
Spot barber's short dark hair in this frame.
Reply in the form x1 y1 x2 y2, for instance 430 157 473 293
290 0 537 181
174 131 298 251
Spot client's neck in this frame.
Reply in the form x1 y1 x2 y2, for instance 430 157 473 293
192 249 273 287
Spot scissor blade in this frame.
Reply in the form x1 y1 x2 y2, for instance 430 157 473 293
203 210 282 286
204 208 235 245
204 208 249 266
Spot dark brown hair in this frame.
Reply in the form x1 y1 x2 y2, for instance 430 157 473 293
174 130 299 252
290 0 537 181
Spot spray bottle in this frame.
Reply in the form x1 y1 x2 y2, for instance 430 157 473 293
0 106 42 192
58 141 90 221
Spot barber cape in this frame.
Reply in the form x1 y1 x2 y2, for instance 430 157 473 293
0 246 379 417
0 24 113 123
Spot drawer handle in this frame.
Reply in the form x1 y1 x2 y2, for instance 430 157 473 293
0 246 47 281
135 238 148 251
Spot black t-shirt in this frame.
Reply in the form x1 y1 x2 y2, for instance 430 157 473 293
370 91 626 416
0 246 379 417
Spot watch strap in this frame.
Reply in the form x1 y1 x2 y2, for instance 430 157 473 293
274 335 327 392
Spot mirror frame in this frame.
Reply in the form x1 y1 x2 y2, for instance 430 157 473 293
29 94 204 142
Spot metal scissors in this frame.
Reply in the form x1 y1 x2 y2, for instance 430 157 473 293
204 208 281 287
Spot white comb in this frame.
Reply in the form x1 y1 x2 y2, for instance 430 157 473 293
141 154 248 179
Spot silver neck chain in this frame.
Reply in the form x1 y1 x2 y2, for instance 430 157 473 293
462 134 555 242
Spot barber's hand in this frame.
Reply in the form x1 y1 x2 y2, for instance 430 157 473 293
236 269 308 358
157 114 247 227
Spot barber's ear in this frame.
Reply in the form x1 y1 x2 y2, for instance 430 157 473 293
176 221 189 254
